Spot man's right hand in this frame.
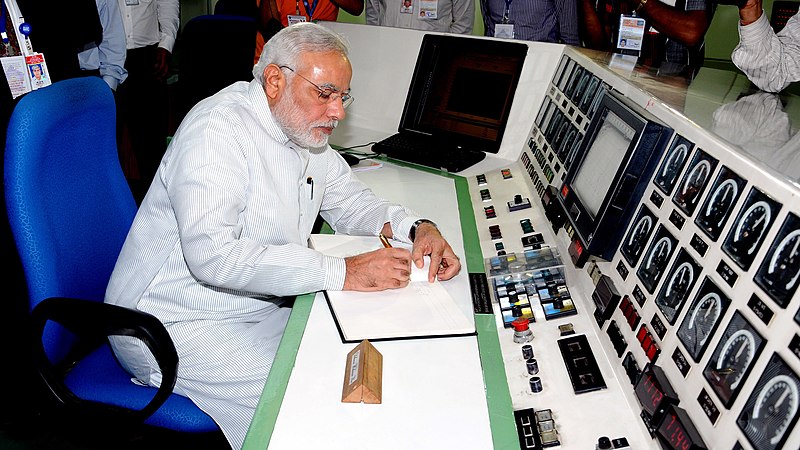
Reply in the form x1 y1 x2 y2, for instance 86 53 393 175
739 0 763 26
343 248 412 291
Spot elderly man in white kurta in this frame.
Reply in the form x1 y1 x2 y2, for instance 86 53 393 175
105 22 461 449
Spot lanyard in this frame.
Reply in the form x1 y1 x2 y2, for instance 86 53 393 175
1 1 8 40
302 0 319 20
502 0 513 23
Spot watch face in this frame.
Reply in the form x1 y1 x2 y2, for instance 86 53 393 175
676 277 730 362
672 149 718 217
703 311 765 408
723 188 782 271
620 205 657 268
636 225 678 294
737 353 800 450
655 249 701 325
695 166 746 242
654 134 693 196
754 213 800 308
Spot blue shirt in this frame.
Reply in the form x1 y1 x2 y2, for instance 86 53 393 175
481 0 580 45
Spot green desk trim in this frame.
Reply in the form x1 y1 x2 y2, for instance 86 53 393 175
242 157 516 449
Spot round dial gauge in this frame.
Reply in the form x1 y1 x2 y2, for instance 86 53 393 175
659 143 689 188
701 179 739 229
624 216 653 259
716 329 757 390
663 262 695 307
749 375 799 446
678 160 711 206
646 237 672 272
764 229 800 294
733 200 773 256
685 293 722 353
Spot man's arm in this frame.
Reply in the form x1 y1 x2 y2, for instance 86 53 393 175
257 0 284 40
636 0 711 48
85 0 127 90
449 0 475 34
732 1 800 92
154 0 180 80
331 0 364 16
365 0 382 25
579 0 612 50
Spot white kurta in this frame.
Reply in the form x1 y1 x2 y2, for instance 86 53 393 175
106 80 421 448
732 11 800 93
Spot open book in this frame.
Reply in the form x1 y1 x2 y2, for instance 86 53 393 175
309 234 476 343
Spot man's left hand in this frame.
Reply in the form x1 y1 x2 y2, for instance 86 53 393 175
410 223 462 282
154 48 171 81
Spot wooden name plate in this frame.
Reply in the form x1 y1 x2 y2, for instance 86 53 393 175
341 339 383 404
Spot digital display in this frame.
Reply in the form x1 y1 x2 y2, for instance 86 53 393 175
634 364 678 422
571 111 634 218
657 405 707 450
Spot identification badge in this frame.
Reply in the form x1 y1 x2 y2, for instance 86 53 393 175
1 55 31 98
617 14 645 53
419 0 438 19
495 23 514 39
26 52 51 90
287 14 308 25
401 0 413 14
125 0 139 5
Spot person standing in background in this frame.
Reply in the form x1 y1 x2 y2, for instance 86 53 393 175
254 0 364 63
366 0 474 34
116 0 179 204
481 0 579 44
78 0 128 91
732 0 800 92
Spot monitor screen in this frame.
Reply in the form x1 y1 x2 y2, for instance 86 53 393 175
571 111 635 218
399 35 527 153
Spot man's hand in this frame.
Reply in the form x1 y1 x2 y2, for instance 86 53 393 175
410 223 462 282
154 48 171 81
343 248 412 291
739 0 763 26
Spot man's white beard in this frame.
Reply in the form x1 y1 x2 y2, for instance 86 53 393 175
273 90 338 148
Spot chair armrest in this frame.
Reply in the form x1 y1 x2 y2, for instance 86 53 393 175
30 297 178 422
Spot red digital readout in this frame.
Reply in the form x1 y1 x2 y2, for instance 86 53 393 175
635 372 664 416
659 410 695 450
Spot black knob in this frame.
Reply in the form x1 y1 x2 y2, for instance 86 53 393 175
597 436 612 450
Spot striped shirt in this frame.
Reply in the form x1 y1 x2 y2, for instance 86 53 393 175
480 0 580 45
732 11 800 93
106 79 421 448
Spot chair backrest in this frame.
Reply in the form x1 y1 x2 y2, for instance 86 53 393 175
177 14 258 121
4 77 137 363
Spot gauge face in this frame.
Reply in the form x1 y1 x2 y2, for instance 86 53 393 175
755 213 800 308
621 206 657 267
654 135 693 195
655 250 701 325
677 278 730 362
723 188 782 271
738 353 800 450
636 225 677 294
695 167 746 241
673 150 718 216
703 311 765 408
579 76 600 112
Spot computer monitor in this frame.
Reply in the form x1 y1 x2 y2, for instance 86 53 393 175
398 34 527 154
558 90 673 266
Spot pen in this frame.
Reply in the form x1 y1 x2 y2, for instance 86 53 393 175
306 176 313 200
379 234 392 248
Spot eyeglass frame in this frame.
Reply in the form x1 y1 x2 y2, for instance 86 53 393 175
278 65 354 109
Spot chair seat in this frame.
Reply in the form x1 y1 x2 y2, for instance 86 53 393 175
64 345 219 432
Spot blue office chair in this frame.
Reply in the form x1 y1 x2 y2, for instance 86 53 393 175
4 77 220 436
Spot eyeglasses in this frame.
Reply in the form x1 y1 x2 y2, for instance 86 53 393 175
279 65 354 109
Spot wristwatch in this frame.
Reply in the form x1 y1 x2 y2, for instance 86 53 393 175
409 219 437 241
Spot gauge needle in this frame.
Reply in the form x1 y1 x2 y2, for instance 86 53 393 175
775 388 790 409
735 343 747 360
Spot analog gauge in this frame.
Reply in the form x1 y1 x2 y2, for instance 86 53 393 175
733 201 772 256
724 189 782 271
674 159 712 213
655 257 698 325
579 76 600 112
677 278 730 362
636 228 676 294
656 143 690 193
738 354 800 450
756 213 800 308
696 174 741 241
715 329 756 391
684 293 721 353
704 312 765 408
621 209 655 267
